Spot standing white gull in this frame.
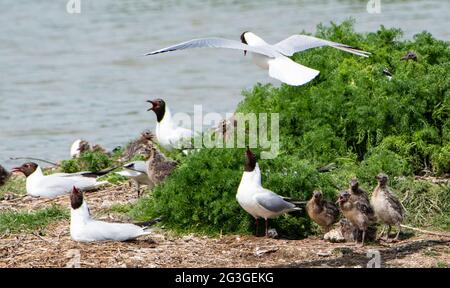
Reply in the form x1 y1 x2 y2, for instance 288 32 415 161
147 98 194 151
236 147 301 237
145 32 370 86
116 160 153 197
12 162 109 199
70 186 161 242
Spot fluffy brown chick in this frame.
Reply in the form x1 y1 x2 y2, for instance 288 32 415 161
306 190 339 233
146 147 177 185
337 191 376 246
371 173 404 241
348 178 370 204
121 130 156 162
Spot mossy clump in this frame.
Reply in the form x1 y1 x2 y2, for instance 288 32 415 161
131 21 450 237
0 205 68 235
60 151 113 173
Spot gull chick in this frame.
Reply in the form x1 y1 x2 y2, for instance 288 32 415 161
371 173 404 241
337 191 376 246
146 32 370 86
12 162 109 199
236 147 301 237
147 99 194 151
147 147 177 185
306 190 339 233
120 130 155 162
348 178 370 204
70 187 160 242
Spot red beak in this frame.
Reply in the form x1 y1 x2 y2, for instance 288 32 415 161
146 100 156 111
11 167 22 173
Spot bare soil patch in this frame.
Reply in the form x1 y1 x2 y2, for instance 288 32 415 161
0 184 449 268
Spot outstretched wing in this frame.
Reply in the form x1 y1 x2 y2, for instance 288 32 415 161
146 38 278 57
274 35 371 57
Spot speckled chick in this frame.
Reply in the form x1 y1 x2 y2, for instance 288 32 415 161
371 173 404 240
146 147 177 185
337 191 376 246
306 190 339 233
348 178 370 203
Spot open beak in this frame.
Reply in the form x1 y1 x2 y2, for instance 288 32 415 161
11 167 22 173
146 100 155 111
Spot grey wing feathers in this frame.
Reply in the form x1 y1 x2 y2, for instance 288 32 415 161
274 35 371 57
124 161 147 174
387 192 404 216
356 201 374 215
254 192 296 213
145 38 277 57
324 201 339 219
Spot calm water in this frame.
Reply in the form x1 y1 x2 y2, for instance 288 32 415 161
0 0 449 169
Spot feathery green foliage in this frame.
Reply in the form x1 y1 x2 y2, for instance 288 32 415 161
60 151 113 173
130 21 449 237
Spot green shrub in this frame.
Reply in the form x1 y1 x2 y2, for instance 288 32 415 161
130 20 450 237
60 151 113 173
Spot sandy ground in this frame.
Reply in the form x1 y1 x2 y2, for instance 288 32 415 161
0 184 449 268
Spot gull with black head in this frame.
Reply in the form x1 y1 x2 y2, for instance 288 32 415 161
147 98 194 151
12 162 110 199
145 31 370 86
70 186 161 242
236 147 301 237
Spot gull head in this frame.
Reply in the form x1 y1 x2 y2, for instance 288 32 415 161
244 146 257 172
70 186 84 210
336 191 350 204
349 178 359 191
313 190 323 202
12 162 38 177
240 31 250 56
375 173 389 186
146 98 166 122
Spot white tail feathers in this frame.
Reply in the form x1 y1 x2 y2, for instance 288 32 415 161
268 57 320 86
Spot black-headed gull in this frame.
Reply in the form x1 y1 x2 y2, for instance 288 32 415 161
70 186 161 242
147 98 194 151
116 160 153 197
236 147 301 237
12 162 109 199
145 32 370 86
